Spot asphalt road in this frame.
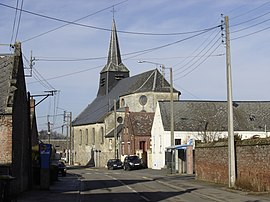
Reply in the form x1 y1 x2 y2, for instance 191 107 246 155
70 167 270 202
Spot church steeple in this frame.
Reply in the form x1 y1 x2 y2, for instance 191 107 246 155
97 20 129 96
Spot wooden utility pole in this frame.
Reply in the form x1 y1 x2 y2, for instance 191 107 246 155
225 16 236 188
170 67 174 146
170 67 174 173
114 99 117 159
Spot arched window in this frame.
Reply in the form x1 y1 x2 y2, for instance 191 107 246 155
92 128 95 145
85 129 89 145
100 127 104 144
79 129 82 145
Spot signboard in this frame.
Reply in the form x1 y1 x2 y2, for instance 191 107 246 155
39 143 51 169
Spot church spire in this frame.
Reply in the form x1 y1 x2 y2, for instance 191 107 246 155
100 19 129 73
97 20 129 96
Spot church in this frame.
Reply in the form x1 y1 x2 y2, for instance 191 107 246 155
72 20 180 167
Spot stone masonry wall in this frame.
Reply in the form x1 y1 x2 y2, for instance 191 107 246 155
195 138 270 192
0 115 12 164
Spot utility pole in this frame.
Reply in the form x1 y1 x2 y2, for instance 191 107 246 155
114 99 117 159
69 112 73 165
170 67 174 173
47 115 51 144
162 64 165 88
225 16 236 188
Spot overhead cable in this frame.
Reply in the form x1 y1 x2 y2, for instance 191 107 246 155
174 40 222 81
231 25 270 40
0 2 221 36
10 0 19 44
22 0 128 43
27 65 102 85
14 0 24 42
230 0 270 20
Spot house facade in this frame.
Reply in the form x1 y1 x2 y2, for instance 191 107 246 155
0 43 35 195
72 20 180 167
151 100 270 170
121 107 154 165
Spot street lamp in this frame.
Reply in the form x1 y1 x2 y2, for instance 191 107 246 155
138 60 175 172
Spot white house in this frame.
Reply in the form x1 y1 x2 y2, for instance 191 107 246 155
151 100 270 170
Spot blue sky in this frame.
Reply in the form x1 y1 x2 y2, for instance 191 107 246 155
1 0 270 132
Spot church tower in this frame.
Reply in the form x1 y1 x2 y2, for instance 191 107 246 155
97 20 129 97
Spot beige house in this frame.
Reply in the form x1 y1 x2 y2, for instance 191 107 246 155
72 20 180 167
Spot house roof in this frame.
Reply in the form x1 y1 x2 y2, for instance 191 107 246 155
0 55 15 114
128 112 155 136
72 69 179 126
159 100 270 132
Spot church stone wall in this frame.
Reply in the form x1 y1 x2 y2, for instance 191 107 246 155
120 92 178 113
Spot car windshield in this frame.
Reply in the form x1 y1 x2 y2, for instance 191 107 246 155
128 156 139 161
112 159 121 163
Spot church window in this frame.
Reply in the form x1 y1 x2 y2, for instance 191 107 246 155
109 139 112 150
85 129 89 145
92 128 95 145
121 98 125 107
100 127 104 144
100 78 105 86
139 95 147 106
79 130 82 145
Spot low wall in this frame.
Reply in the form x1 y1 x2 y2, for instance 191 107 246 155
195 138 270 192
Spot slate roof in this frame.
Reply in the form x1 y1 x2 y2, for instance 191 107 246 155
101 20 129 73
159 100 270 132
72 69 179 126
0 55 15 114
128 112 155 136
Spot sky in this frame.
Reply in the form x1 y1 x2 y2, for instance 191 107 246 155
1 0 270 132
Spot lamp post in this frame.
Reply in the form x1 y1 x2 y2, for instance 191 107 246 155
138 60 175 172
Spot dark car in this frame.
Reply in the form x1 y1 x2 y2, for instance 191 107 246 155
58 161 67 176
107 159 123 170
123 155 143 171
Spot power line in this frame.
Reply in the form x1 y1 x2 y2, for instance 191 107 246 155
0 2 221 36
231 25 270 40
231 17 270 33
173 29 220 71
10 0 19 44
27 65 102 85
31 68 56 90
174 31 221 75
174 41 222 81
230 0 270 20
230 10 270 27
34 26 220 63
14 0 24 42
22 0 129 43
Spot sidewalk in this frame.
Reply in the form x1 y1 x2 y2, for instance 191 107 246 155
17 174 81 202
151 172 270 202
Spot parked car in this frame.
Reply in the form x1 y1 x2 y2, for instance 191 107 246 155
58 161 67 176
107 159 123 170
123 155 143 171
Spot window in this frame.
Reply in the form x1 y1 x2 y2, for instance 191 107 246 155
92 128 95 145
175 139 181 145
85 129 89 145
100 127 104 144
109 139 112 150
79 130 82 145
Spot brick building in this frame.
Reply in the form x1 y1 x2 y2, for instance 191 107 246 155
0 43 35 195
121 107 154 165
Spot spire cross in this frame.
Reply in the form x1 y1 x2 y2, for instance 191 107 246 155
111 6 117 19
